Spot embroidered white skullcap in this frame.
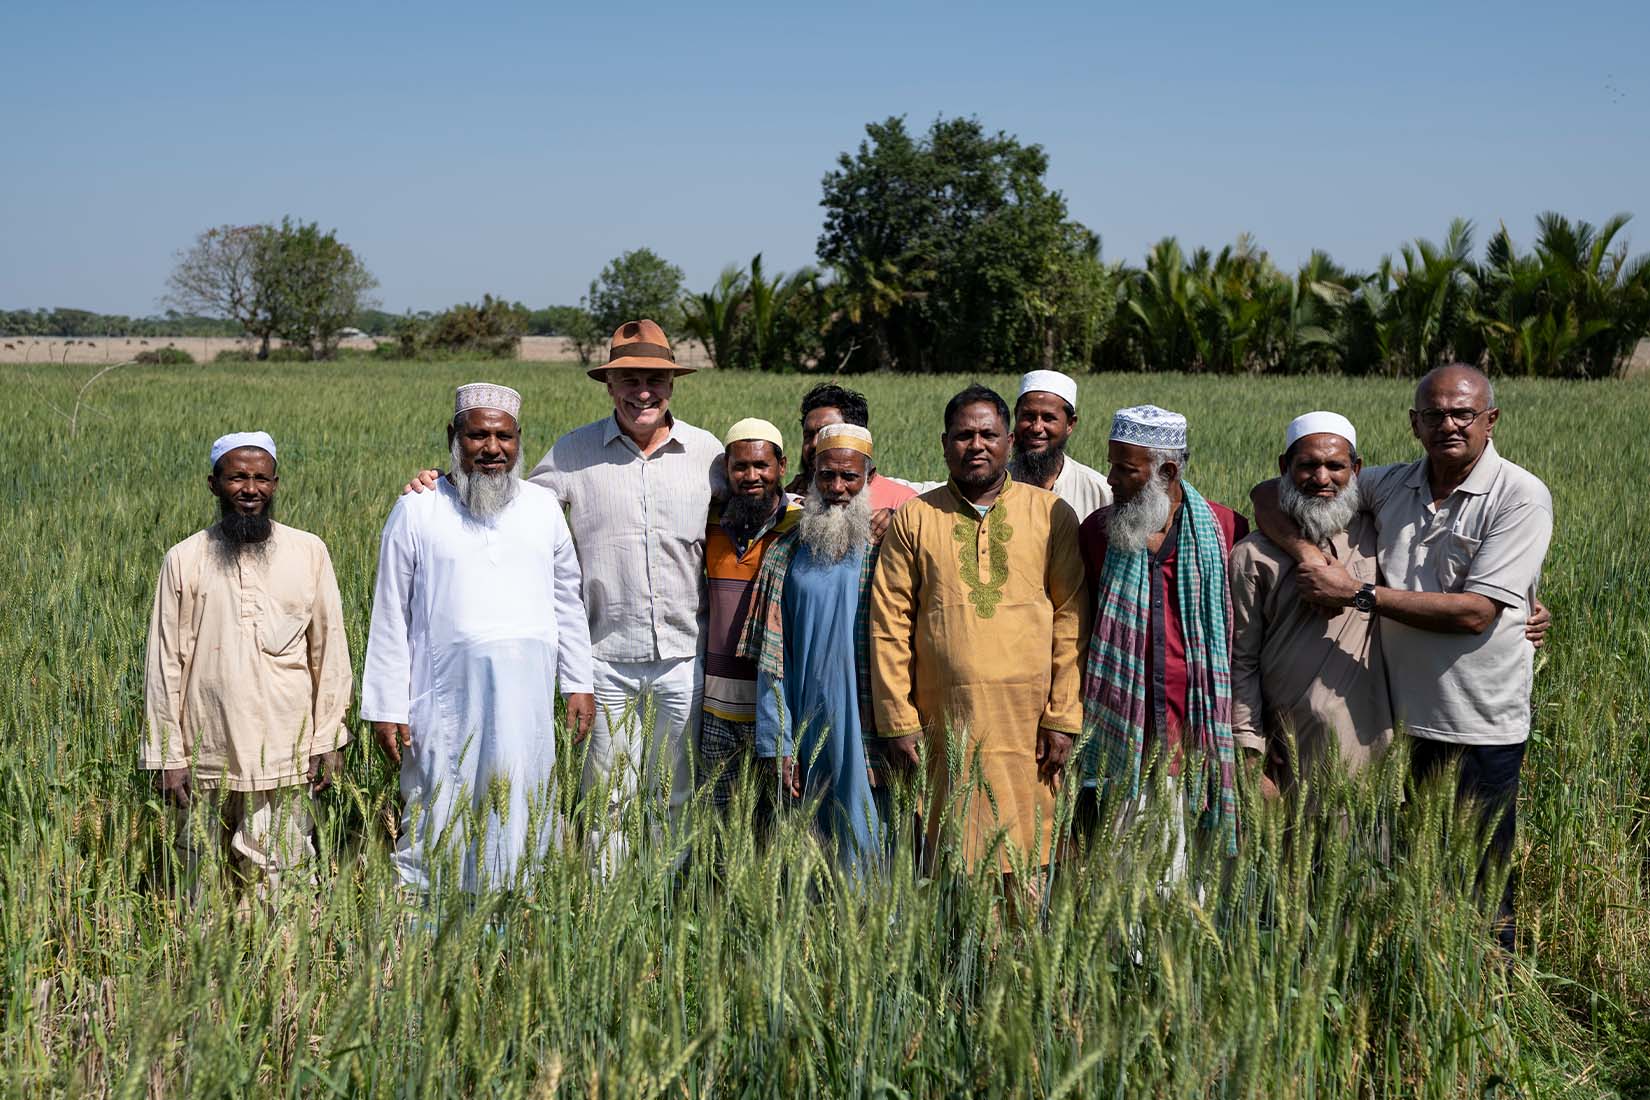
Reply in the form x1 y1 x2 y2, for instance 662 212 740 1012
1285 410 1357 451
1110 405 1187 450
1018 369 1079 411
723 417 785 454
454 382 522 421
210 431 276 467
815 422 873 457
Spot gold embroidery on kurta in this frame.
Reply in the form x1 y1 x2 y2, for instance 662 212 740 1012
952 507 1014 617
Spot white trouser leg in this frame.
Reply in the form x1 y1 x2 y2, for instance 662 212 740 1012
581 656 703 872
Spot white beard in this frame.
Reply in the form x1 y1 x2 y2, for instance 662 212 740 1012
1280 476 1361 546
798 483 872 563
449 438 522 521
1108 475 1173 554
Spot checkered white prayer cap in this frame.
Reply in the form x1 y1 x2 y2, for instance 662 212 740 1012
455 382 522 420
1109 405 1188 450
210 431 276 467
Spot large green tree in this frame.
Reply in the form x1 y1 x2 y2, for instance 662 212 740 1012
817 115 1107 373
584 248 685 338
263 218 378 360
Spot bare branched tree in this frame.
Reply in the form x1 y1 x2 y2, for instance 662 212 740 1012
164 225 279 359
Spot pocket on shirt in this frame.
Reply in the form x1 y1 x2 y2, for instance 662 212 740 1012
1438 531 1482 592
258 609 311 657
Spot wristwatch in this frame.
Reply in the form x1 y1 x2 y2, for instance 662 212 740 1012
1352 582 1377 613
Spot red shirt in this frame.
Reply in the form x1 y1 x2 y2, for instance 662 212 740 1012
1078 498 1248 763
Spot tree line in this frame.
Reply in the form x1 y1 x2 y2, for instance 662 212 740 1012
11 115 1646 375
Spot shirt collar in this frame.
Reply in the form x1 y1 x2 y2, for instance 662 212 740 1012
602 411 684 454
945 470 1014 515
1405 439 1502 496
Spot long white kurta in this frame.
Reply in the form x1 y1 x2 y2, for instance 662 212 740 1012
362 479 593 892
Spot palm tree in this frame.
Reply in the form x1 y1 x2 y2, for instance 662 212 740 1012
1388 218 1477 374
679 264 749 370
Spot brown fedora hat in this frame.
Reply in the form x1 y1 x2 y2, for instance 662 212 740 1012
588 318 696 381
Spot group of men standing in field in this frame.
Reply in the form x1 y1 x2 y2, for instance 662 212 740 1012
143 318 1552 948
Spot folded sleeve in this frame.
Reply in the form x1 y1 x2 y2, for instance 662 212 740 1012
1463 488 1553 610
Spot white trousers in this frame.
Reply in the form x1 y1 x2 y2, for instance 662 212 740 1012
580 655 702 870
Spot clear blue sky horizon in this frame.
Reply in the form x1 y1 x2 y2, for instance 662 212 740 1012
4 0 1645 316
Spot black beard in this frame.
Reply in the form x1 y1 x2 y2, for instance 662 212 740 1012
723 487 782 541
215 495 276 548
954 464 1007 494
1010 440 1066 486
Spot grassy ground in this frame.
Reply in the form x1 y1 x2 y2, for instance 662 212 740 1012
2 359 1646 1097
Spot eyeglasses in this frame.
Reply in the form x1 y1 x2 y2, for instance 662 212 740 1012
1413 407 1492 429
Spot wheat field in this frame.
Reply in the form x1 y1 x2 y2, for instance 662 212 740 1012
2 358 1645 1098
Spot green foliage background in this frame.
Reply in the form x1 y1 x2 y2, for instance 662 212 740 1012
2 360 1646 1097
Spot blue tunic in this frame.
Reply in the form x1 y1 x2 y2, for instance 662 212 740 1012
755 542 882 877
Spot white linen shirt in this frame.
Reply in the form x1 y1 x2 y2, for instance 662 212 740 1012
528 414 724 663
1360 441 1553 745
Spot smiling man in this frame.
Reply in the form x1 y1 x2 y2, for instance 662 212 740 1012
1229 412 1391 799
1251 365 1553 950
143 431 351 901
870 385 1089 877
699 418 799 812
364 384 594 893
1009 370 1111 522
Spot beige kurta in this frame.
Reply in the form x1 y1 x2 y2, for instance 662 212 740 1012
1228 514 1393 787
143 522 352 791
870 476 1089 872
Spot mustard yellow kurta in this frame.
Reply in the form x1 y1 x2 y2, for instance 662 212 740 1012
870 476 1089 871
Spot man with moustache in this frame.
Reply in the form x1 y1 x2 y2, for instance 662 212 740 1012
1251 365 1553 951
363 384 594 892
1009 370 1111 522
143 431 352 899
1229 412 1391 799
1077 406 1249 867
405 321 721 869
741 423 884 874
699 418 800 811
871 385 1089 876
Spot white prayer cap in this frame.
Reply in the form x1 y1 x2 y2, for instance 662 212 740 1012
1110 405 1187 451
723 417 785 454
454 382 522 421
1285 410 1358 451
1017 369 1079 411
815 423 873 458
210 431 276 468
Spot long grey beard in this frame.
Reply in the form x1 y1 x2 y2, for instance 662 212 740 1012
1009 440 1067 487
449 438 521 520
1108 475 1172 554
1280 476 1361 546
798 483 873 563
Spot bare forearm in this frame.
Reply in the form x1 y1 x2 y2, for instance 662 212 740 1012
1375 588 1498 634
1249 479 1326 565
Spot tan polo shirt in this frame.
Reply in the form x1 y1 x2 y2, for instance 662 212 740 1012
1360 441 1552 745
1229 513 1394 780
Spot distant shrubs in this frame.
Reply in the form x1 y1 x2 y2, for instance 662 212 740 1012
213 346 309 364
134 346 195 365
392 295 527 359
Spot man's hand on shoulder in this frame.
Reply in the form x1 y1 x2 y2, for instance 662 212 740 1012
401 469 442 495
870 508 894 544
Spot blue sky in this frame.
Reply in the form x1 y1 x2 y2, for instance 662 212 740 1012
3 0 1645 315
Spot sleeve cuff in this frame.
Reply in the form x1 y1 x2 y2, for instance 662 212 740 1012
877 724 924 739
1233 732 1266 754
560 684 594 696
1463 580 1524 609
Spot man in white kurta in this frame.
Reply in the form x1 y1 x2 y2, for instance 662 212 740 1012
363 384 594 892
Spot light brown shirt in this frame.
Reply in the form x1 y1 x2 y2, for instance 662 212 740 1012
1359 441 1552 745
143 523 352 790
1229 514 1393 781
